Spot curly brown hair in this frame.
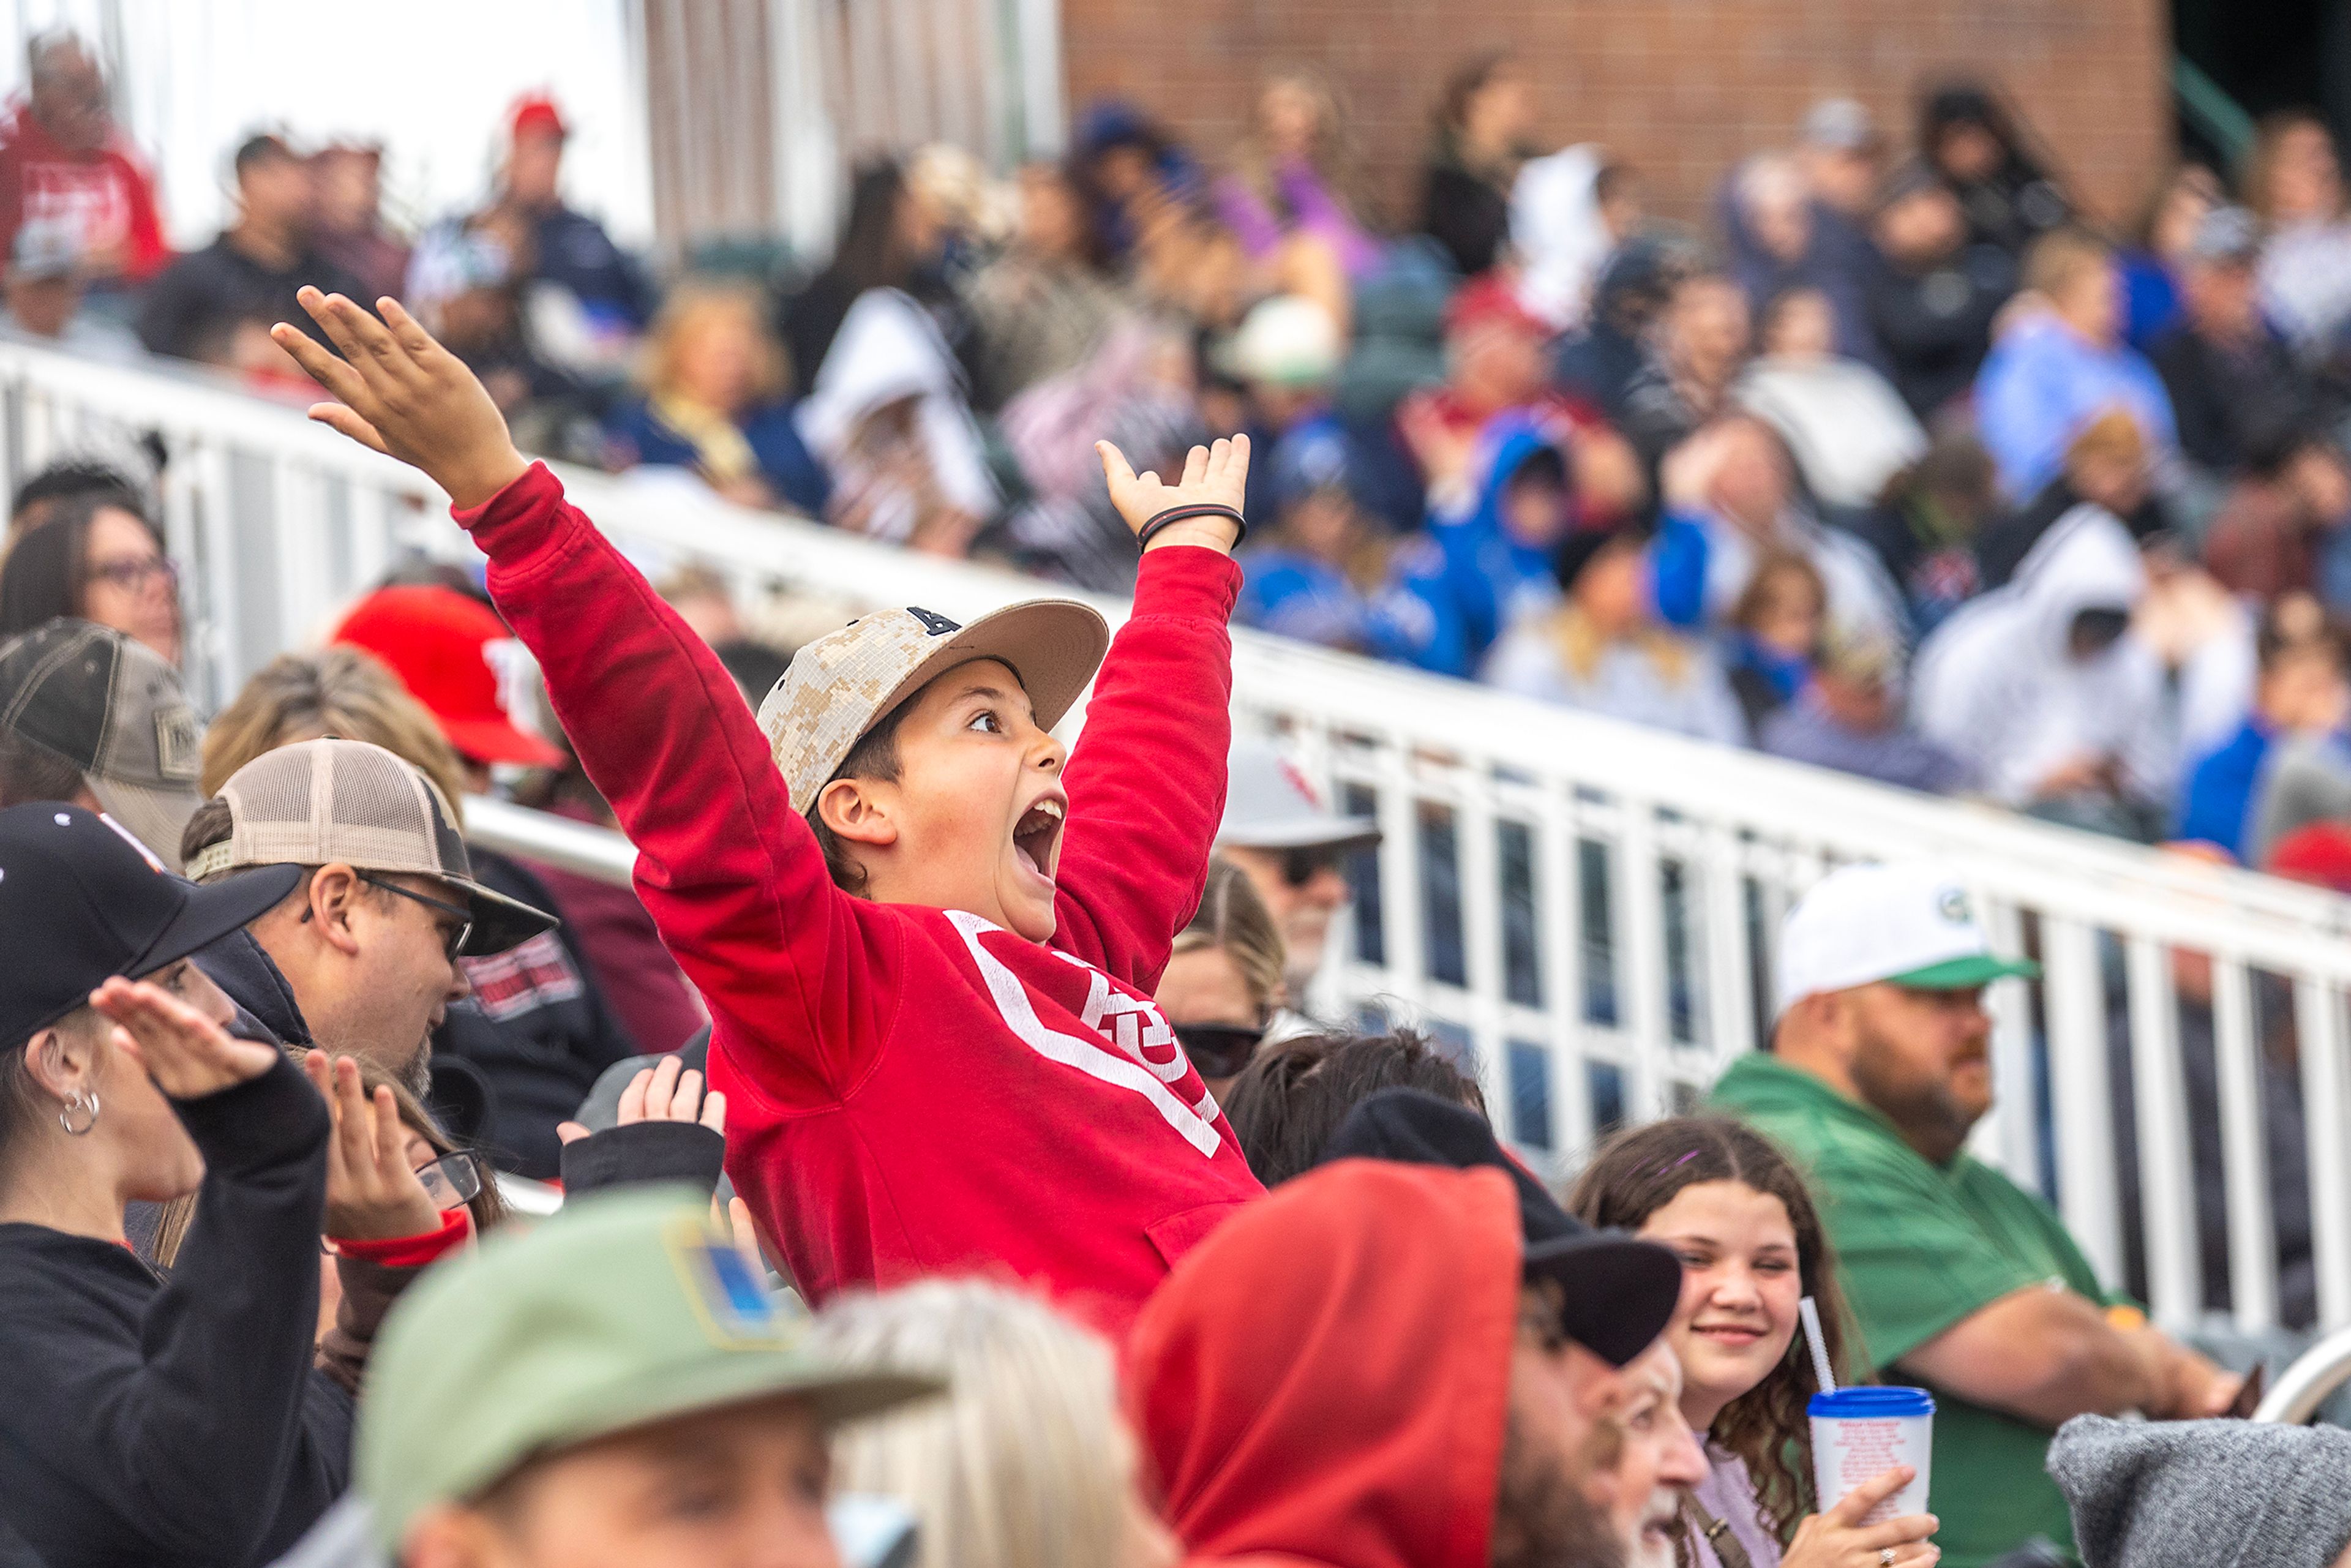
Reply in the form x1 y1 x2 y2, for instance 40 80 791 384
1567 1116 1852 1540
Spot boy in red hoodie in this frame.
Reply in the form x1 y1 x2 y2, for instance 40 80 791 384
273 287 1265 1335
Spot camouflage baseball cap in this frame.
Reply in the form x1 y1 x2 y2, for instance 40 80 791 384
359 1187 942 1548
759 600 1111 817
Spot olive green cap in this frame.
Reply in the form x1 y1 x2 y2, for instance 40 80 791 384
358 1187 939 1549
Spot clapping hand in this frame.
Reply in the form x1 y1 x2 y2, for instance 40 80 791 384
270 288 530 510
302 1052 442 1243
1097 435 1250 554
90 977 276 1100
557 1054 727 1146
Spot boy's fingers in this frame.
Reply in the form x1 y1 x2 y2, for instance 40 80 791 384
375 295 441 359
700 1087 727 1135
313 290 408 371
1180 445 1208 489
671 1068 704 1121
556 1119 591 1146
1095 440 1137 488
272 323 370 405
369 1085 408 1172
299 292 380 367
306 405 393 457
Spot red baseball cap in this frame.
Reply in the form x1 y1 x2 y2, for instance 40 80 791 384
510 94 570 143
1445 272 1554 343
333 586 567 770
2268 822 2351 895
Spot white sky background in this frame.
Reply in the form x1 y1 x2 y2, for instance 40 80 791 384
0 0 656 250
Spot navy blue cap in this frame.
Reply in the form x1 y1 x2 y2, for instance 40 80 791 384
1322 1087 1684 1366
0 802 301 1046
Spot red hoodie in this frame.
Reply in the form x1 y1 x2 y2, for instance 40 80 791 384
457 465 1265 1336
1124 1159 1518 1568
0 102 168 284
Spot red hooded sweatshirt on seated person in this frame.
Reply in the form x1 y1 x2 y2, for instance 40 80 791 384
1124 1159 1519 1568
455 464 1265 1336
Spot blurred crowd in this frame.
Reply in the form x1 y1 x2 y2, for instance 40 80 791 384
11 32 2351 880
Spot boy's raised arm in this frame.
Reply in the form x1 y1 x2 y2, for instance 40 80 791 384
1053 437 1248 986
270 292 888 1103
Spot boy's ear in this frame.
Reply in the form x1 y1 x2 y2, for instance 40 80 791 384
817 777 899 850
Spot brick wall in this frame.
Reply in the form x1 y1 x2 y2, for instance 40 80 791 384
1059 0 2174 234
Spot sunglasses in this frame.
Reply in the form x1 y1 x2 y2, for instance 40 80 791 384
359 873 474 961
1175 1022 1267 1081
1280 846 1344 888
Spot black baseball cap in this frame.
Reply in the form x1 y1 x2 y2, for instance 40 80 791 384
0 803 302 1047
1322 1088 1683 1367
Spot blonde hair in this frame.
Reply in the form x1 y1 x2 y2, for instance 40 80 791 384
201 645 468 820
637 280 789 405
2022 225 2113 301
1172 857 1285 1013
812 1281 1163 1568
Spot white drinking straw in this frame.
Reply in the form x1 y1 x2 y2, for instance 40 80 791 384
1799 1295 1837 1394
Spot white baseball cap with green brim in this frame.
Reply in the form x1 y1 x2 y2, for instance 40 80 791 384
358 1187 941 1550
1774 860 2039 1017
759 600 1110 819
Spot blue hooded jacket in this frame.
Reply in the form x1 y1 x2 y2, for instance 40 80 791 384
1390 413 1573 678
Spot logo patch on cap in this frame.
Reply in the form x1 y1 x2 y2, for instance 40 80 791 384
666 1218 786 1350
906 608 961 637
1938 887 1972 924
154 703 200 782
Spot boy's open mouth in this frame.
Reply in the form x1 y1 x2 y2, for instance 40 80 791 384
1011 794 1067 882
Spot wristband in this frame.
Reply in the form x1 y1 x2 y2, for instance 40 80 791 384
328 1207 470 1269
1138 502 1247 551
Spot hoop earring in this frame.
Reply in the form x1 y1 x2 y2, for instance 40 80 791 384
59 1090 99 1136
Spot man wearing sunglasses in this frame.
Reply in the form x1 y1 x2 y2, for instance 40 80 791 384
181 738 557 1108
1215 738 1382 1016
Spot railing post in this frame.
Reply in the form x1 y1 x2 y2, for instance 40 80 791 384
2213 956 2281 1333
2124 935 2200 1328
2044 915 2121 1289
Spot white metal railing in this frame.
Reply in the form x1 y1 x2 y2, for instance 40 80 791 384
8 337 2351 1338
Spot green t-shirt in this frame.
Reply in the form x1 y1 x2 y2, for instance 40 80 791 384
1710 1053 2107 1568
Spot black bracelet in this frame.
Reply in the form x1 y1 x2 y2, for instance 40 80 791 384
1138 502 1247 552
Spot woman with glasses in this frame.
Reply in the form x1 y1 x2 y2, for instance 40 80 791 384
0 491 182 665
1153 857 1286 1100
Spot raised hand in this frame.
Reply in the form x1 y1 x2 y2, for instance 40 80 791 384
90 977 277 1100
557 1054 727 1146
1096 434 1250 554
269 288 531 510
302 1052 443 1242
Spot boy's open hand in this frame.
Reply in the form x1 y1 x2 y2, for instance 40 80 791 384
271 288 531 510
1097 435 1250 554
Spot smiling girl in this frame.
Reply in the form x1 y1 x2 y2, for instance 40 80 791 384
1570 1116 1941 1568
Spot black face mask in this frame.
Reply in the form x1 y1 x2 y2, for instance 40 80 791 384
2068 607 2129 658
1175 1021 1267 1082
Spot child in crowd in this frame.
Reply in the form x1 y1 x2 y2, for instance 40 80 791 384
1234 418 1426 660
273 285 1265 1337
1570 1116 1942 1568
1391 410 1581 678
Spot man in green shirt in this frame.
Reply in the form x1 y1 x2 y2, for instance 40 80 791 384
1709 861 2238 1568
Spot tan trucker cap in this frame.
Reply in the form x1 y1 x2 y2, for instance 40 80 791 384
758 599 1111 817
184 737 557 957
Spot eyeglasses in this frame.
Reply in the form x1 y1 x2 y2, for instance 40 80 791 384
414 1149 485 1211
358 872 474 961
1175 1021 1268 1081
1279 846 1346 888
86 555 179 593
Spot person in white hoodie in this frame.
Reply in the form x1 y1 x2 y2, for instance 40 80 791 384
1911 503 2173 835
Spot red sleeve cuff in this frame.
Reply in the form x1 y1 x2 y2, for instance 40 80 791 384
330 1207 469 1268
1131 544 1242 623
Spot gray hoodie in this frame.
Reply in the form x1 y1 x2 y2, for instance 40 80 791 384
2048 1415 2351 1568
